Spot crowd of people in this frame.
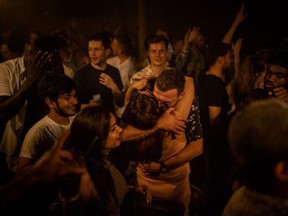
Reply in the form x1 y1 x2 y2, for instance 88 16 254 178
1 2 288 216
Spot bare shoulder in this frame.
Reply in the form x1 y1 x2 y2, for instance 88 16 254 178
184 76 195 96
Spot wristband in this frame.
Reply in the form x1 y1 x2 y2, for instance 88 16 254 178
159 160 168 173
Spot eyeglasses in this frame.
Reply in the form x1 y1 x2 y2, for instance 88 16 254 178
144 89 170 111
266 68 288 79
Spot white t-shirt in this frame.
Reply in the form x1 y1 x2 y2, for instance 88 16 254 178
107 56 137 118
107 56 136 91
0 57 27 171
19 115 74 161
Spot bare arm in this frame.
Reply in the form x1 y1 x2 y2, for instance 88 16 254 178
0 51 50 119
222 3 247 44
120 107 187 142
209 106 226 137
175 76 194 118
143 137 203 172
99 73 125 107
227 38 243 108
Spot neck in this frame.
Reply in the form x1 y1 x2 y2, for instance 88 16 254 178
91 62 107 70
118 54 129 64
206 66 224 80
47 112 70 125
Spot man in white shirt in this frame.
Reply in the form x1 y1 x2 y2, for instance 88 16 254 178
107 34 137 117
0 35 63 179
17 74 78 177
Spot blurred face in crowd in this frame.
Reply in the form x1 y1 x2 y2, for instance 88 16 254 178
264 63 288 89
148 41 168 67
104 113 123 149
222 49 234 71
88 40 108 68
111 38 121 56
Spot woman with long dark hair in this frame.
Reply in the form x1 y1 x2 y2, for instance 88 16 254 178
62 106 151 216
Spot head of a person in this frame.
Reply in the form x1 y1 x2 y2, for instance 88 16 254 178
69 106 122 159
31 34 61 56
228 99 288 195
0 32 25 60
28 35 62 73
192 32 206 49
206 41 233 70
122 91 163 162
67 106 122 205
28 29 42 46
111 34 132 57
38 74 78 117
153 69 185 110
264 51 288 90
145 34 169 67
88 32 111 67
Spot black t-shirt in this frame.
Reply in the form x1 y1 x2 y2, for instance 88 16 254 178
73 64 123 113
198 74 230 147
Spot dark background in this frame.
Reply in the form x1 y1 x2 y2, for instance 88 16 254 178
0 0 287 56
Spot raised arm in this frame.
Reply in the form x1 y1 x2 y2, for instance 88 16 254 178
222 3 247 44
0 51 50 119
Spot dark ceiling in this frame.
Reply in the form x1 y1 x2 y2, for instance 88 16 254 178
0 0 287 55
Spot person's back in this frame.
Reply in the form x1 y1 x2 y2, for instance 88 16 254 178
223 99 288 216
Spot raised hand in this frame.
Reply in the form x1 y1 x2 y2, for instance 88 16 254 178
184 26 200 48
26 51 50 83
272 86 288 102
234 3 248 26
99 73 118 91
49 49 65 75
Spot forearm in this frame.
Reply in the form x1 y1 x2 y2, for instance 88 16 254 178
124 85 136 106
175 47 190 71
164 138 203 169
175 76 194 118
0 82 34 119
120 124 158 142
112 88 124 107
222 21 238 44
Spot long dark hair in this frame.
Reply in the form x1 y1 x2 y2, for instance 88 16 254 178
122 91 163 163
67 106 117 205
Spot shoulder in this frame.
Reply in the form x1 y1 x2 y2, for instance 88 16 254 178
75 64 92 74
107 56 119 66
106 64 119 72
184 75 194 85
0 57 24 74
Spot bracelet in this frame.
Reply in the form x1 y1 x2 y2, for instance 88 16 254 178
159 160 168 173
